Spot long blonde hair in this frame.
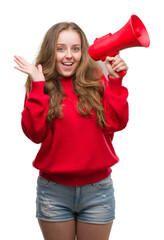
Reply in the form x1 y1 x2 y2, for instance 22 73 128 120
25 22 107 129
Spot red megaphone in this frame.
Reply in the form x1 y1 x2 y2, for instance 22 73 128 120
88 14 150 77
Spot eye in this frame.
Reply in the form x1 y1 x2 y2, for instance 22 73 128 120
73 47 80 51
57 47 64 52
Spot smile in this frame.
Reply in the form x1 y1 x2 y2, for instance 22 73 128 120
62 62 73 66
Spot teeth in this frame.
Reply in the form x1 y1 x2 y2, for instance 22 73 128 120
63 63 73 66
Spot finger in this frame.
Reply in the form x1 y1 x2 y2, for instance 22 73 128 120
14 58 27 69
14 55 29 66
112 57 123 68
113 62 126 71
114 54 120 59
115 65 128 72
37 64 43 73
18 56 29 65
113 63 128 72
105 56 115 62
112 54 121 62
14 65 29 74
14 55 25 63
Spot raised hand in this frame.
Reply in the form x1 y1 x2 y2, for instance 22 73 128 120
14 55 45 82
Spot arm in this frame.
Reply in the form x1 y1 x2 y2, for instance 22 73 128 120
14 55 49 143
21 81 49 143
102 55 129 133
102 75 129 134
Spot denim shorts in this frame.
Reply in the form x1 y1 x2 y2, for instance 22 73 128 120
36 174 115 224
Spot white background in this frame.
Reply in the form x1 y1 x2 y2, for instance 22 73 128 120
1 0 164 239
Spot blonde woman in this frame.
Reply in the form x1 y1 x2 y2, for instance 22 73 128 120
14 22 128 240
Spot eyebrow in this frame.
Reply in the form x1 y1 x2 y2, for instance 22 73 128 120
56 43 81 46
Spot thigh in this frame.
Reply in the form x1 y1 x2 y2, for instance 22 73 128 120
77 221 113 240
38 219 76 240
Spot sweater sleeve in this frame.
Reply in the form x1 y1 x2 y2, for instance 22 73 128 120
21 81 50 144
101 74 129 134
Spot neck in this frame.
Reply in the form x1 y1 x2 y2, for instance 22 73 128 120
58 75 74 80
59 77 74 89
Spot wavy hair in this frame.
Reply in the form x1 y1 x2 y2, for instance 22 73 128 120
25 22 107 129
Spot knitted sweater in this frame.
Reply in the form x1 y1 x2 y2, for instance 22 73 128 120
21 74 128 186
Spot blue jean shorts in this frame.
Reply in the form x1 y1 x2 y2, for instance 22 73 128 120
36 174 115 224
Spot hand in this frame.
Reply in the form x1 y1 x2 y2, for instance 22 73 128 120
104 55 128 78
14 55 45 82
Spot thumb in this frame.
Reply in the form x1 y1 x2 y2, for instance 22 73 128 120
37 64 43 73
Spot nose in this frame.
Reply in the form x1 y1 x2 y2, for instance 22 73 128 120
65 49 72 59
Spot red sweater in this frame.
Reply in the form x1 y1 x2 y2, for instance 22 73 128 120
21 74 128 186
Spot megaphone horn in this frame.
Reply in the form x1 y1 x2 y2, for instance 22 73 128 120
88 14 150 77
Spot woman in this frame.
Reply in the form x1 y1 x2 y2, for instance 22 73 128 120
14 22 128 240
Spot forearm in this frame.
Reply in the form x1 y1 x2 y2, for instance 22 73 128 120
21 81 50 143
102 75 129 133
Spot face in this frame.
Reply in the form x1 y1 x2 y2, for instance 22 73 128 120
55 29 82 78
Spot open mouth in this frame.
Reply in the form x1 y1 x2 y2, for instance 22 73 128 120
62 62 73 66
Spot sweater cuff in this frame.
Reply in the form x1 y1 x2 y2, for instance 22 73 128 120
108 75 123 93
30 81 45 94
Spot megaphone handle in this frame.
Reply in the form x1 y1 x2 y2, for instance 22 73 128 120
100 51 127 78
115 69 127 78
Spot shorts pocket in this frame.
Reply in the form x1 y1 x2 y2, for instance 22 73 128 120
37 176 55 186
93 175 113 189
